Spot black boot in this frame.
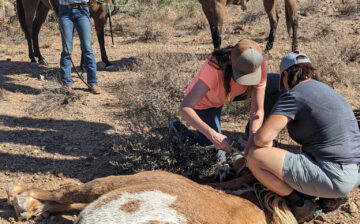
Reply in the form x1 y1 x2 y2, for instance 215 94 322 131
285 191 320 223
291 199 320 223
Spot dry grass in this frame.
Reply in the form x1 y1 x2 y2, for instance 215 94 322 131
109 51 249 179
338 0 359 16
29 80 82 116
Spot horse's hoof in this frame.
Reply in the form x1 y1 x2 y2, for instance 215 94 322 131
38 59 48 66
105 64 115 70
6 184 27 205
13 193 44 220
6 184 14 205
30 61 37 66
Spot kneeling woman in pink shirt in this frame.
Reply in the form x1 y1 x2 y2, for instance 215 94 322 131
170 39 274 164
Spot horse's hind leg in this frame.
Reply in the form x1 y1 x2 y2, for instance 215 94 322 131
13 193 87 220
285 0 298 51
22 0 41 64
211 0 226 49
91 5 112 68
32 2 50 65
200 0 220 49
263 0 278 53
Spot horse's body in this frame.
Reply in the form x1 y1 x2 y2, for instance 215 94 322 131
198 0 298 52
7 170 268 224
16 0 112 67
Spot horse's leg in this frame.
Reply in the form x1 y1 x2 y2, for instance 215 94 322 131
211 0 226 49
91 4 112 68
285 0 298 52
20 0 41 64
263 0 278 53
32 2 50 65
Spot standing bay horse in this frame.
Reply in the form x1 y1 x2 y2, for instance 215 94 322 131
199 0 298 53
16 0 112 68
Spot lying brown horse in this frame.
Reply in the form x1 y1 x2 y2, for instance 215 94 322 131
16 0 112 68
6 170 296 223
199 0 298 53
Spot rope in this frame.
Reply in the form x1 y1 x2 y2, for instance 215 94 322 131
96 0 137 8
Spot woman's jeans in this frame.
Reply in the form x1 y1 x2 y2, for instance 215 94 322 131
59 5 98 86
182 73 283 163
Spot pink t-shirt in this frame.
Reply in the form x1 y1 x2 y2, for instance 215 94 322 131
185 56 267 110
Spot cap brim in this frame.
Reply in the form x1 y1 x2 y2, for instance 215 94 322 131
232 66 262 86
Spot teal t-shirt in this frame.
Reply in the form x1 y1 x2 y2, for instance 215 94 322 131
271 80 360 164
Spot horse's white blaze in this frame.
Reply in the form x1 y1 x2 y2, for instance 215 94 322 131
75 190 187 224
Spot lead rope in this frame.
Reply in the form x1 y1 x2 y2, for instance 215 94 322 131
107 4 114 45
49 0 92 89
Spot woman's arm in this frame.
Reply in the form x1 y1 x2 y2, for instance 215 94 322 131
178 80 231 152
244 87 265 154
254 114 290 147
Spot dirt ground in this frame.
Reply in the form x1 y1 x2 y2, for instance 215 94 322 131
0 0 359 223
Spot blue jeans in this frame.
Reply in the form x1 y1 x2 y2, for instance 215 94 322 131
181 73 283 162
59 5 97 86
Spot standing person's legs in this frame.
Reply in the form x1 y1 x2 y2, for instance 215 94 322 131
74 6 98 86
59 6 74 87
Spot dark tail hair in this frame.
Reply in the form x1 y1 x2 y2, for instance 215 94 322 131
284 1 291 36
16 0 27 34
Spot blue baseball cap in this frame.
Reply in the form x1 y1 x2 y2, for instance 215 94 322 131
280 51 311 74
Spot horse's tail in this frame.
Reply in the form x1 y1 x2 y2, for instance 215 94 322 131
284 1 291 37
16 0 27 33
263 192 297 224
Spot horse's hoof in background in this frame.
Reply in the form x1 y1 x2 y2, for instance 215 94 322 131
105 63 115 71
38 59 48 66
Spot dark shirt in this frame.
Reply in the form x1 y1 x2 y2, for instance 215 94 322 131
271 80 360 164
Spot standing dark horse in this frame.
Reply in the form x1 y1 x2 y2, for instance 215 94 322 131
16 0 112 68
199 0 298 53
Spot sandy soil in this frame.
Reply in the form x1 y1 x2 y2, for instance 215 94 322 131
0 0 359 223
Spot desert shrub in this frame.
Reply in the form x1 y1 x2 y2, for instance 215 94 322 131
111 52 224 179
139 23 169 42
110 51 254 178
338 0 359 16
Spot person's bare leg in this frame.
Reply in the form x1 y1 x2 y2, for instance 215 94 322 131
247 146 293 196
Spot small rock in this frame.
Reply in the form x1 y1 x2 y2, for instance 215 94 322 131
39 74 45 80
349 202 358 214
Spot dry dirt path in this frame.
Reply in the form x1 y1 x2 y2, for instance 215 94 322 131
1 0 360 223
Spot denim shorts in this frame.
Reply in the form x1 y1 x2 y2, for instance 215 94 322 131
282 151 360 198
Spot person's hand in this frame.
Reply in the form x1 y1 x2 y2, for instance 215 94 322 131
210 132 231 153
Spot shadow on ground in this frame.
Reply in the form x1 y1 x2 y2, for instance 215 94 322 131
0 60 60 95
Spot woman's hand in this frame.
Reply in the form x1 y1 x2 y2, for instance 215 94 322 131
210 132 231 153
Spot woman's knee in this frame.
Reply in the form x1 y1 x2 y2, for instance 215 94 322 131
246 148 263 169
